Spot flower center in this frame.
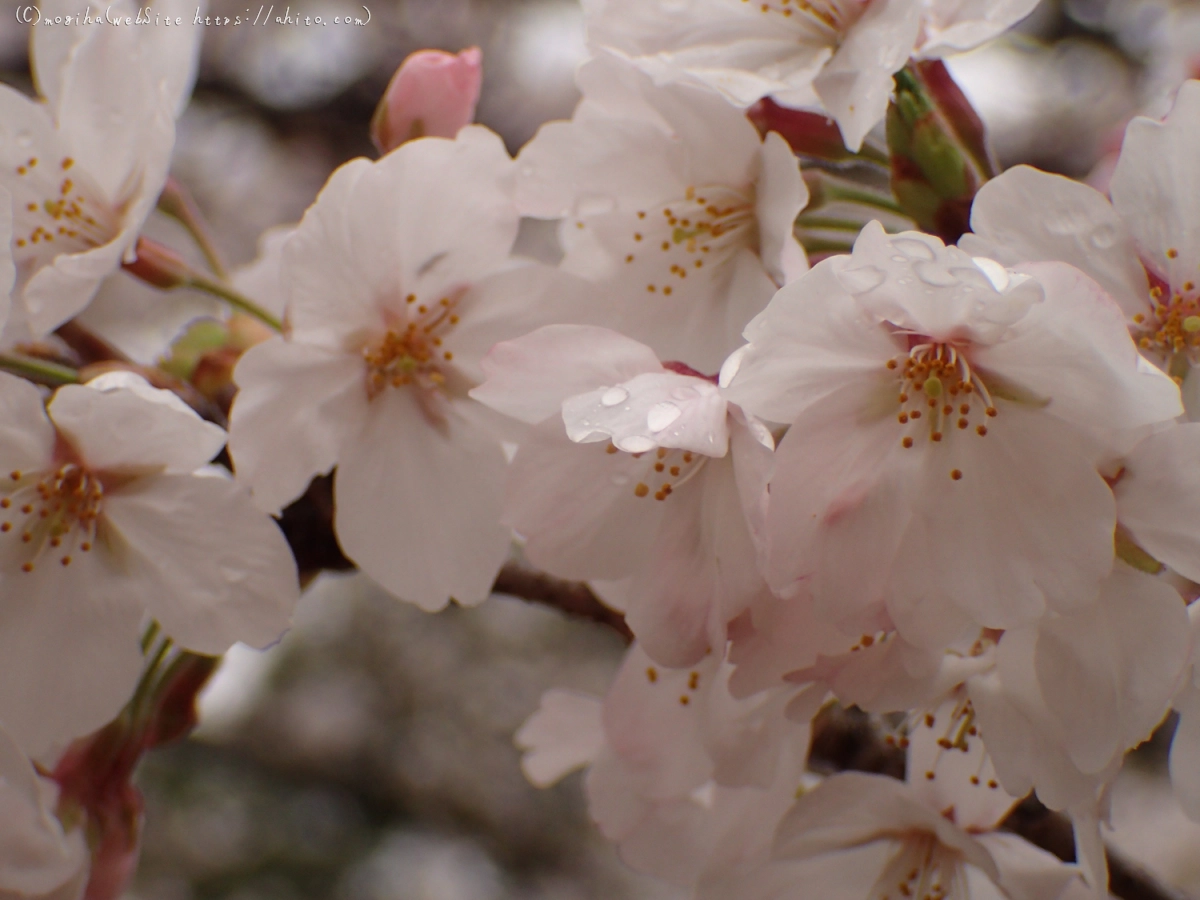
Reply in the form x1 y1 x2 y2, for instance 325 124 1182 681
12 156 121 277
0 464 102 573
615 444 707 502
887 341 996 477
362 292 462 399
623 185 756 298
1132 269 1200 378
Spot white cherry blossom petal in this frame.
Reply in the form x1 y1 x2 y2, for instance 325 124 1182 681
515 689 605 788
471 325 662 425
334 390 511 611
230 337 371 515
564 371 729 455
101 473 298 654
47 381 226 476
963 165 1148 318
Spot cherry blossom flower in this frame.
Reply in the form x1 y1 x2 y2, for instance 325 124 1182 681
0 726 87 900
516 643 810 887
0 371 297 754
229 128 582 611
964 81 1200 416
515 53 808 372
700 763 1077 900
581 0 1038 150
722 222 1181 649
471 324 773 666
0 0 195 341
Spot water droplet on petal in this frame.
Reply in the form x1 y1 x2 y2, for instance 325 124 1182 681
617 435 656 453
647 402 681 432
1090 224 1117 249
891 237 936 261
611 473 630 487
670 385 698 402
15 132 32 148
838 265 885 294
914 260 958 287
601 387 629 407
971 257 1010 292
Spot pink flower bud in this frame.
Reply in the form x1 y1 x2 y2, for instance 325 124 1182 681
371 47 482 154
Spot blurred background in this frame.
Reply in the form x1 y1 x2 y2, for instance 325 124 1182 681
3 0 1200 897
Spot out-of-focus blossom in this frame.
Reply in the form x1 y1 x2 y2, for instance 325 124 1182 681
517 643 809 887
702 767 1076 900
0 371 297 754
0 726 87 900
965 81 1200 416
472 325 772 666
230 128 584 611
581 0 1037 150
516 53 808 373
723 222 1180 648
370 47 483 154
0 0 201 342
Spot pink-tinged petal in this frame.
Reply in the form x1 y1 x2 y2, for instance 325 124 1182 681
977 261 1181 433
755 130 809 286
229 337 370 515
48 381 226 475
102 473 298 654
968 633 1118 813
1114 424 1200 582
974 832 1081 900
773 771 998 878
564 371 729 456
889 405 1117 642
0 556 145 756
723 258 900 424
622 457 762 667
1035 563 1189 775
361 126 517 309
762 384 913 626
504 418 665 580
371 47 482 153
0 373 56 474
1111 80 1200 288
471 325 662 425
918 0 1041 57
23 238 134 338
1170 684 1200 822
601 644 718 796
514 688 604 788
814 0 923 151
281 158 383 346
964 166 1148 318
0 723 87 898
334 391 510 611
446 266 606 387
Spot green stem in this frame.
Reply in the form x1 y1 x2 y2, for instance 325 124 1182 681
797 216 874 233
0 353 80 386
157 184 228 280
856 143 891 167
186 275 283 333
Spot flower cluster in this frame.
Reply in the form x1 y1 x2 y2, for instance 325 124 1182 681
2 2 1200 899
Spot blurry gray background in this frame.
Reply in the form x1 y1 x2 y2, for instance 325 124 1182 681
2 1 1200 897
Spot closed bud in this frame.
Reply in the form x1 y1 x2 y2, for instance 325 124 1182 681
887 59 995 243
370 47 482 154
